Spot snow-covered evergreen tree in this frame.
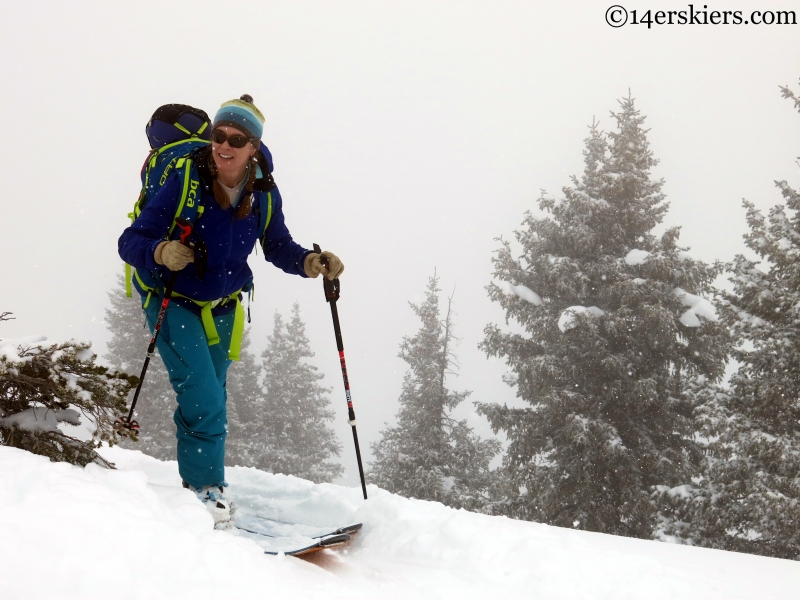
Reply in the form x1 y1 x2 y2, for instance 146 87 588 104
478 96 730 538
369 275 500 511
104 275 176 460
242 303 343 483
658 83 800 559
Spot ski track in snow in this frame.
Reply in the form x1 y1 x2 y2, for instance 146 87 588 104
2 446 799 600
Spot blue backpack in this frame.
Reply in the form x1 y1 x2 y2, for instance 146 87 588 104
125 104 272 297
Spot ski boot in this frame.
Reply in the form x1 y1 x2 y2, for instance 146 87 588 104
183 481 237 530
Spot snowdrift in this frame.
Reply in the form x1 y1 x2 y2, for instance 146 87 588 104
2 445 799 599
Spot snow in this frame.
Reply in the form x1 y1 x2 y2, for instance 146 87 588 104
738 310 767 326
505 282 543 306
558 305 605 332
76 348 94 362
0 407 80 432
0 335 48 348
624 249 651 265
674 288 719 328
656 484 696 499
0 335 47 363
2 445 799 600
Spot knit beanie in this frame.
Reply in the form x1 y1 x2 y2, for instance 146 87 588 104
213 94 265 139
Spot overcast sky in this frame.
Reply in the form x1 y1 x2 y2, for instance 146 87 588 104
1 1 798 486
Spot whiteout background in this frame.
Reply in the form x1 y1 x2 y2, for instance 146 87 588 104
0 1 798 486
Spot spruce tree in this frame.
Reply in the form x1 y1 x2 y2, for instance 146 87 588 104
369 275 500 511
225 328 261 467
659 83 800 559
104 275 176 460
478 96 730 538
245 303 343 483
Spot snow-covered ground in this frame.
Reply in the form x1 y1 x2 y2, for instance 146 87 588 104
2 446 799 600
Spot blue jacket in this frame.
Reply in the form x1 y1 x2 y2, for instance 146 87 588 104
118 147 310 306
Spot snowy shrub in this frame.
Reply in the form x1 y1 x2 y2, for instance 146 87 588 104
0 325 136 468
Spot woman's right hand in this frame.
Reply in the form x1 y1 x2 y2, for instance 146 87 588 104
155 240 195 271
304 250 344 280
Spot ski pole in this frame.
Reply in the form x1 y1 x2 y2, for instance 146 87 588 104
314 244 368 500
118 218 194 434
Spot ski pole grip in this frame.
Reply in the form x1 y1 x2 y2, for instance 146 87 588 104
175 217 193 246
313 243 329 268
313 244 340 301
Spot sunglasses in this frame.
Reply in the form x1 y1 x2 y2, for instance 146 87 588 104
211 128 253 149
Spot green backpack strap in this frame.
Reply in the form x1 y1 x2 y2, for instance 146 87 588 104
125 168 154 297
125 157 203 298
173 120 209 139
168 156 203 238
257 191 273 244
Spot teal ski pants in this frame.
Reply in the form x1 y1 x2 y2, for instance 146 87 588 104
144 299 234 489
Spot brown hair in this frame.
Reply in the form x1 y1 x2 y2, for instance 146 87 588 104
206 151 257 220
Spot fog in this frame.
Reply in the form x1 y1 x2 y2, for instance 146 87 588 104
1 1 798 486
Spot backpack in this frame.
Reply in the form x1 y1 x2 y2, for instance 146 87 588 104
125 104 273 298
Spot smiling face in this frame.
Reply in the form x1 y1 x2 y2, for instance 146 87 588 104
211 125 258 185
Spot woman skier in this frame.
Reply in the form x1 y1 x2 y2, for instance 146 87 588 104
118 95 343 528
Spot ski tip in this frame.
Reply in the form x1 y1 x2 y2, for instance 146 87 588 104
331 523 363 535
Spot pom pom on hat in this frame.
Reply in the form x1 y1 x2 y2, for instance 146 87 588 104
213 94 265 140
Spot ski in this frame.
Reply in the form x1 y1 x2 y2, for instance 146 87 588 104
231 514 362 556
235 513 362 539
234 527 352 556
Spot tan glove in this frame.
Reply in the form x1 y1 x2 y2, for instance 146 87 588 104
304 250 344 280
155 240 195 271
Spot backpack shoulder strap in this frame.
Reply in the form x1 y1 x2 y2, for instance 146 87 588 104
167 156 203 238
124 156 203 298
254 190 273 244
252 161 274 243
125 138 209 299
